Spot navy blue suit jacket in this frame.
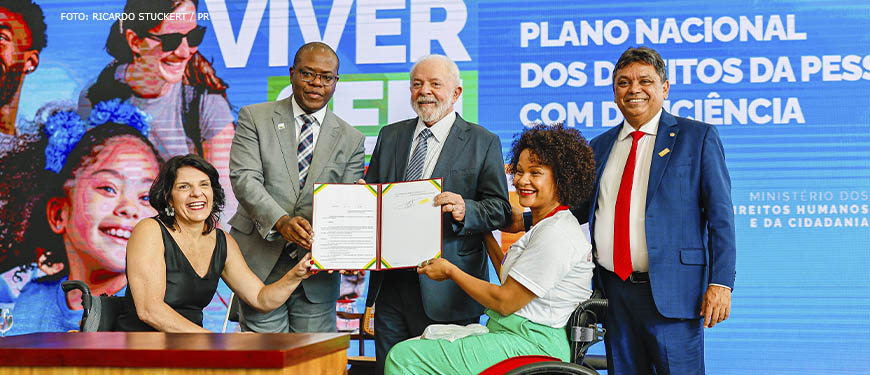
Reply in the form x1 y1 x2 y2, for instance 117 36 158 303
364 114 511 322
589 110 736 319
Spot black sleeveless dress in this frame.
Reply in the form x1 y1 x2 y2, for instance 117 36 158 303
116 218 227 331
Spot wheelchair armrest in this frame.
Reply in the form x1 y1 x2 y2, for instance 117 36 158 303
575 298 607 322
567 296 608 368
61 280 93 311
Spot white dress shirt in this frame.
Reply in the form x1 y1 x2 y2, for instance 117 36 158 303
291 95 326 146
594 109 662 273
407 111 456 179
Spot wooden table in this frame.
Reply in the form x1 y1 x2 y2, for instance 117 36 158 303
0 332 348 375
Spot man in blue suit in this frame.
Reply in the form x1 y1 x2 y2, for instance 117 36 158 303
590 47 736 374
363 54 511 375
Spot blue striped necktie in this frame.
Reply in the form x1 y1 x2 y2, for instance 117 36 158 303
297 114 315 189
405 128 433 181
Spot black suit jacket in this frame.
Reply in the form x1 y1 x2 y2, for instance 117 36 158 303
364 114 511 322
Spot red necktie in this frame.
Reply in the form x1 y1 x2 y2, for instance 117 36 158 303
614 131 644 280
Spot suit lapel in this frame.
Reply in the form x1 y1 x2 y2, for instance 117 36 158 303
393 120 416 180
646 111 679 207
304 110 340 191
431 114 470 178
273 98 299 196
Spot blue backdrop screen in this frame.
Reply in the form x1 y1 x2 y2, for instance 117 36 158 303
0 1 867 372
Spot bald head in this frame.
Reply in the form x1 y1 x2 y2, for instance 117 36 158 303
293 42 339 70
290 42 340 113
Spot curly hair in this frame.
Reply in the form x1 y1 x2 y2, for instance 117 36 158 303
0 0 47 52
0 134 49 278
508 124 595 209
0 122 162 279
149 154 225 234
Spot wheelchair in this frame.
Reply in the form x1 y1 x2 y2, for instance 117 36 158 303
481 290 608 375
61 280 124 332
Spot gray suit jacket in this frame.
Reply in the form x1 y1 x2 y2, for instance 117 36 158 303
364 114 511 321
228 97 365 303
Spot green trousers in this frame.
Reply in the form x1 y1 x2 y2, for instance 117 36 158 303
384 309 569 375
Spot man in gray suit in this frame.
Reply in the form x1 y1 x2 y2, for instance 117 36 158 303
363 54 511 374
229 42 365 332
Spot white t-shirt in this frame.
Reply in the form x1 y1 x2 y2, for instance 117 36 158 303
502 210 594 328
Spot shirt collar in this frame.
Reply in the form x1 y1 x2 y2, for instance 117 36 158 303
619 108 662 141
414 111 456 143
291 95 327 126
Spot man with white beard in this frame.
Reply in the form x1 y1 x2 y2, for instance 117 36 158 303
361 54 511 375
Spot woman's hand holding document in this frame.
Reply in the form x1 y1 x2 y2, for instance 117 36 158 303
311 178 443 270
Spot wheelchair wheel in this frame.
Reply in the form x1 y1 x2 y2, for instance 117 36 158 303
505 361 600 375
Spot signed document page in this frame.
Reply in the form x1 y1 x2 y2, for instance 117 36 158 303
311 183 378 270
379 179 443 268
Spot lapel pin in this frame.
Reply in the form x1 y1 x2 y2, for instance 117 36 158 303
277 122 286 130
658 148 671 157
669 132 675 137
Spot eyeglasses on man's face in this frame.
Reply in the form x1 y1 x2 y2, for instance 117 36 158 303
295 69 339 85
141 25 207 52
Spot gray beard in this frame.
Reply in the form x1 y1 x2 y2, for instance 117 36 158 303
0 63 25 107
412 96 452 124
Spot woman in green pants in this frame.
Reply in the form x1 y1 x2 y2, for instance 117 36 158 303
385 124 597 375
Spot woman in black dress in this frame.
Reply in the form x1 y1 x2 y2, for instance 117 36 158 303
117 154 312 331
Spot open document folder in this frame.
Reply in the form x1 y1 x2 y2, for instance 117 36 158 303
311 178 443 270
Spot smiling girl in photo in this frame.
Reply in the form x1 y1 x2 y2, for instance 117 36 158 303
0 100 162 334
